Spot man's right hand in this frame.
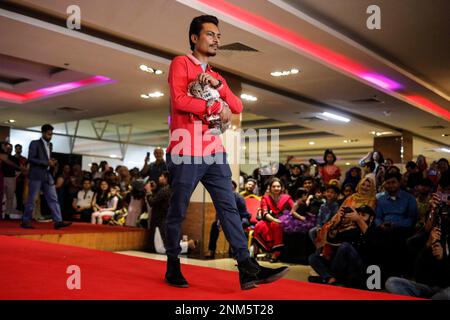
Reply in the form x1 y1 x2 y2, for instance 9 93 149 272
427 227 441 247
48 159 57 167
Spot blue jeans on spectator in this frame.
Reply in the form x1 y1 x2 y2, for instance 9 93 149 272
165 153 249 263
385 277 450 300
309 226 318 243
309 242 364 287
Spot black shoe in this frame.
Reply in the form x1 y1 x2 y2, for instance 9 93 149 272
54 221 72 229
165 256 189 288
237 257 260 275
255 265 289 285
238 267 259 290
308 275 326 284
20 222 35 229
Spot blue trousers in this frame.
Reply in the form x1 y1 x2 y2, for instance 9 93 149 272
23 178 63 223
386 277 450 300
165 153 249 262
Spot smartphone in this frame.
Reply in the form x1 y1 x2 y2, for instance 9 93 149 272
146 152 150 158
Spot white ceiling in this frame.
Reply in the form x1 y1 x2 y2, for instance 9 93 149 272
0 0 448 164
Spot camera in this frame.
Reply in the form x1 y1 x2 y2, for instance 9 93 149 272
342 207 353 214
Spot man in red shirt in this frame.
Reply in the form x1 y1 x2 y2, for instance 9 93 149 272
165 15 289 290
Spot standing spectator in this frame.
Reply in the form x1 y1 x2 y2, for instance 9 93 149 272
342 167 361 192
319 149 341 185
286 164 303 198
90 162 102 180
415 178 433 231
21 124 71 229
72 178 95 222
437 158 449 177
427 161 440 189
2 143 20 218
124 179 147 227
141 147 168 184
1 142 24 219
404 161 422 193
14 144 27 213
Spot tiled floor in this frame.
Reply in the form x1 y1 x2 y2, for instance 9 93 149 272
116 250 314 282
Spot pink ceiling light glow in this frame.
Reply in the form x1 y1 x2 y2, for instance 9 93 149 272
361 73 402 90
194 0 449 121
0 75 114 104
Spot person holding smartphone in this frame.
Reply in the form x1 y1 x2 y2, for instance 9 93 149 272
141 148 168 185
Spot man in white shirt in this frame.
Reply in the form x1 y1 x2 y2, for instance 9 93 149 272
72 178 94 222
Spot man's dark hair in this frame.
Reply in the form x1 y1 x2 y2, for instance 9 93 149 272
15 144 22 148
406 161 418 169
302 176 314 184
384 171 402 183
231 180 237 190
326 184 340 194
91 162 98 167
437 158 449 166
82 177 92 184
417 178 434 189
41 124 54 133
189 15 219 51
438 171 450 189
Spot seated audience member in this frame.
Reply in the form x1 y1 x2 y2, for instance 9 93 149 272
319 149 341 185
72 178 94 222
371 171 418 279
309 205 376 288
91 184 120 224
415 178 434 230
386 179 450 299
340 177 377 212
205 181 251 259
309 185 340 243
279 187 316 235
339 183 354 206
404 161 422 193
92 180 110 212
253 178 293 262
240 178 257 198
307 185 326 216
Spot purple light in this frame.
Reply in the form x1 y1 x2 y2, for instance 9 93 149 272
0 75 114 103
361 73 402 90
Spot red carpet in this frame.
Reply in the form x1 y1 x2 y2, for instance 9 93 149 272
0 220 140 235
0 235 416 300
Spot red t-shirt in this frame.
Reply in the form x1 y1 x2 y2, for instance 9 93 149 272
167 54 243 157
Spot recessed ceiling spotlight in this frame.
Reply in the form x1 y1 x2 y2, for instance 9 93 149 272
241 94 257 101
271 68 300 77
343 140 348 143
109 154 117 158
345 162 351 166
148 91 164 98
154 69 163 75
442 133 449 137
8 119 15 123
140 94 149 99
309 141 315 145
440 148 450 153
139 64 154 73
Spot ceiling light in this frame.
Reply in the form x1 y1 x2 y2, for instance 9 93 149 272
321 112 350 123
109 154 117 158
140 94 149 99
361 73 402 90
343 140 348 143
155 69 163 75
308 141 315 145
345 162 351 166
139 64 155 73
241 93 257 101
148 91 164 98
442 134 449 137
440 148 450 153
270 68 300 77
7 119 16 123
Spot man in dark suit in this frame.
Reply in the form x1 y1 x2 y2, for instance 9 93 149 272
21 124 71 229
